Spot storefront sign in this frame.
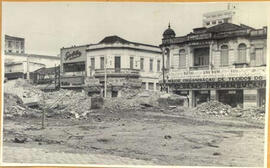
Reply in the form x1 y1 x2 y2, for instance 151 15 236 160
85 77 100 86
65 50 82 61
107 78 125 86
171 80 266 90
168 67 266 83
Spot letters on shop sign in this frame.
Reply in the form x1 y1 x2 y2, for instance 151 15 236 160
65 50 82 61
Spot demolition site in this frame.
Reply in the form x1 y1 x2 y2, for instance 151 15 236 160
2 5 267 167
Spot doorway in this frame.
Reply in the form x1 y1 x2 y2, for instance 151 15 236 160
218 90 243 108
194 90 210 107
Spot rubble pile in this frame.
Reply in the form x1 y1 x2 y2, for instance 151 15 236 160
4 93 40 118
194 101 232 116
231 106 265 120
194 100 265 120
4 79 44 98
104 90 161 112
43 90 94 119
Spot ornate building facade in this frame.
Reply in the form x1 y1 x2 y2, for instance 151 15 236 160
160 23 267 108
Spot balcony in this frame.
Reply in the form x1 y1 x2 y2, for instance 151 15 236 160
94 68 140 78
189 65 210 70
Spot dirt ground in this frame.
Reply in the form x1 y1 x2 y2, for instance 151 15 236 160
2 107 265 166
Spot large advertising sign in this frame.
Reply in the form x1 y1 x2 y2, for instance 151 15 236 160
61 46 87 63
168 67 266 83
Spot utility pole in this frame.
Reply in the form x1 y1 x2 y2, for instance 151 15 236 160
104 56 107 98
26 55 30 80
42 93 46 129
162 48 165 92
54 64 57 89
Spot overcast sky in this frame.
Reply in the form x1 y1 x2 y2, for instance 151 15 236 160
2 2 270 56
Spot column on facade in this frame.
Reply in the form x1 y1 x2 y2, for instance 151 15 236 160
210 90 218 101
188 90 195 108
209 41 214 69
243 89 257 108
188 47 193 69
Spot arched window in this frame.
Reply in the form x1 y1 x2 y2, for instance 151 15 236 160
179 49 186 68
238 43 247 63
220 45 229 66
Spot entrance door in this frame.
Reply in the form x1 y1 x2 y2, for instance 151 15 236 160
194 90 210 107
258 89 266 107
115 56 121 72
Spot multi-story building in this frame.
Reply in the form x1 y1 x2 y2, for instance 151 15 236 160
4 35 60 80
160 22 267 108
60 35 162 97
5 35 25 54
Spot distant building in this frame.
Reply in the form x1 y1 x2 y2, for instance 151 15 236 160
203 4 239 28
60 35 162 97
5 61 45 80
4 52 60 68
4 34 60 80
5 35 25 54
160 22 267 108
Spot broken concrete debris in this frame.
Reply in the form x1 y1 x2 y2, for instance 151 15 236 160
3 79 265 121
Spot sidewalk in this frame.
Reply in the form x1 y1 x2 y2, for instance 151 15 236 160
2 146 154 165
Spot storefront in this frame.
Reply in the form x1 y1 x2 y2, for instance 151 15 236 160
167 67 266 108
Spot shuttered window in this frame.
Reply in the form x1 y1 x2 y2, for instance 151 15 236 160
238 43 247 63
179 49 186 68
220 45 229 66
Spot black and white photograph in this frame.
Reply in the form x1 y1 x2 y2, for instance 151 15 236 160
1 2 269 167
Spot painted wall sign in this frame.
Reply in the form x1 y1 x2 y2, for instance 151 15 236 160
170 80 266 90
65 50 82 61
168 67 266 82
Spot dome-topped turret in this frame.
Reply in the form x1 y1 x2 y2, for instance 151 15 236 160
163 23 176 39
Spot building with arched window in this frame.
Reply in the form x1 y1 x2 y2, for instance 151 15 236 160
160 22 267 108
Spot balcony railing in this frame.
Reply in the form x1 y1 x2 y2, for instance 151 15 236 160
189 65 210 70
94 68 140 77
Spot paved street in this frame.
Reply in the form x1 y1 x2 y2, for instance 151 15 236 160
3 146 153 165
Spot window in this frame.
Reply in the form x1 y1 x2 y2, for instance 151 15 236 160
206 22 210 26
157 60 161 72
142 82 146 89
8 41 12 48
130 57 134 69
21 42 24 49
212 21 216 25
238 43 247 63
179 49 186 68
100 57 104 69
149 59 153 72
16 42 19 49
251 48 265 66
63 62 85 72
140 58 144 70
148 83 154 90
194 48 209 66
220 45 229 66
218 20 223 24
90 58 95 70
156 83 160 91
